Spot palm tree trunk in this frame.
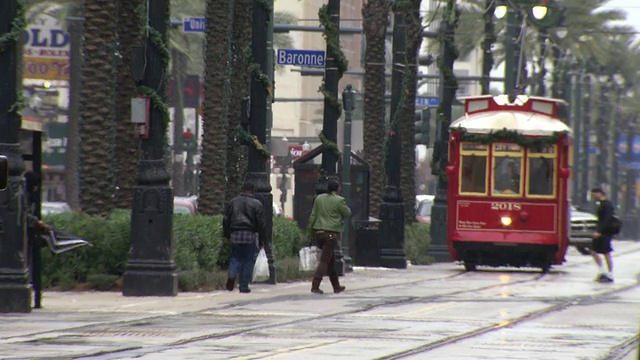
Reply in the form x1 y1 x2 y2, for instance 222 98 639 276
362 0 390 217
400 0 422 223
65 17 82 210
225 0 253 201
199 0 234 215
114 0 143 209
79 0 118 216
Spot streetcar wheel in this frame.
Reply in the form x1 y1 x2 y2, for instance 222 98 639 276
464 262 476 272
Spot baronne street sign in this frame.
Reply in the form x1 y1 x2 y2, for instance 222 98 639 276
276 49 325 67
183 17 206 33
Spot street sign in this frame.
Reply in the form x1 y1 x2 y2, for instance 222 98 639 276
276 49 325 67
183 17 206 33
415 96 439 107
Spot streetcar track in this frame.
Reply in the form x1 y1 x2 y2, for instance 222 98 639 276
7 247 640 359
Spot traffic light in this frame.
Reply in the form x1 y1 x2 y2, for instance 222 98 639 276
0 156 7 191
414 107 431 145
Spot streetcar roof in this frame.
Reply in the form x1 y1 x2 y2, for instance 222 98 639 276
450 95 571 136
450 111 571 136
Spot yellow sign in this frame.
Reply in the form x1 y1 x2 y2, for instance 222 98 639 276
24 57 70 80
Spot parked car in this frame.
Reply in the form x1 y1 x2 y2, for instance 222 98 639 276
415 198 434 224
42 202 73 215
415 194 434 210
569 205 598 255
174 196 197 215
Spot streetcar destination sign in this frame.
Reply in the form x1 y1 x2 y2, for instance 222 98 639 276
276 49 325 67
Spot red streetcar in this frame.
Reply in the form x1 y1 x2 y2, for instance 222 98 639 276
445 95 572 272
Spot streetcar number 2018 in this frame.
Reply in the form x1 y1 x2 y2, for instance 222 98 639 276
490 202 521 211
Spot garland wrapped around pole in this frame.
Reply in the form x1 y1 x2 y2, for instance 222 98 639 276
318 4 348 117
452 126 569 148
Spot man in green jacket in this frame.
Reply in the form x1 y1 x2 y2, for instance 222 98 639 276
307 179 351 294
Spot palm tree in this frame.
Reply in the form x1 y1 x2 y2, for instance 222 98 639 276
362 0 390 217
78 0 118 216
225 0 254 202
400 0 423 223
198 0 234 215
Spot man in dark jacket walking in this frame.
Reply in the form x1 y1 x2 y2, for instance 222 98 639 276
223 181 266 293
307 179 351 294
590 188 615 283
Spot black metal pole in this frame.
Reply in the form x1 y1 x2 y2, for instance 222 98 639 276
504 9 517 96
611 87 622 206
379 6 406 269
596 79 609 190
341 85 355 272
248 0 276 284
571 71 582 205
0 0 31 313
123 0 178 296
429 0 458 262
580 74 591 207
317 0 345 276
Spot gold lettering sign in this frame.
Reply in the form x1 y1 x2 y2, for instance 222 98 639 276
493 143 521 152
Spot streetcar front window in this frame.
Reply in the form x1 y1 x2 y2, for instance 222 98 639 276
459 143 489 195
461 155 487 193
492 143 524 196
527 145 556 197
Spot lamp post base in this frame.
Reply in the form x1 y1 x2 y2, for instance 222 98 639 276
0 283 32 313
123 184 178 297
123 262 178 297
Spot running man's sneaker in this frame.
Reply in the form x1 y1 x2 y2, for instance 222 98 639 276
594 273 604 282
597 274 614 283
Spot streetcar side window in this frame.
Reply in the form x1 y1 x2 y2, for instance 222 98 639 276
527 145 556 198
492 143 524 196
459 143 488 195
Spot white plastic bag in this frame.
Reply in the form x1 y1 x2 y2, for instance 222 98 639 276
299 246 320 272
252 248 269 282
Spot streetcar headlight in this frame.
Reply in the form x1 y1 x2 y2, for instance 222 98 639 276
500 216 512 226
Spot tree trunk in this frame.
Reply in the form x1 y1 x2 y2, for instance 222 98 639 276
225 0 253 201
199 0 234 215
79 0 118 216
362 0 390 217
400 0 422 223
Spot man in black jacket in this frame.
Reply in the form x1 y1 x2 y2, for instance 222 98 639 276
223 181 266 293
590 188 615 283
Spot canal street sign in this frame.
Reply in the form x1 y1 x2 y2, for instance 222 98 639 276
415 96 439 107
183 17 206 33
276 49 326 67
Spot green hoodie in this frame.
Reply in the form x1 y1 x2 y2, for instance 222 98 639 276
307 192 352 236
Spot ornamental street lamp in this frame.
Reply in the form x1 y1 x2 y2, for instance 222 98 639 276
123 0 178 297
0 0 31 313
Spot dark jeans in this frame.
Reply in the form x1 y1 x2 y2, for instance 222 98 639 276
228 242 256 290
313 231 338 280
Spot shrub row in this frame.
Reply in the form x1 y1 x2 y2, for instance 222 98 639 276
40 211 430 291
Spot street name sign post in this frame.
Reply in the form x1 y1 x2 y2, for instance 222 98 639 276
183 17 206 33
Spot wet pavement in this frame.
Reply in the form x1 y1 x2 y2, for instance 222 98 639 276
1 241 639 360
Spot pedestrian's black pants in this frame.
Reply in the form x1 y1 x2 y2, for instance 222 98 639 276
313 231 337 279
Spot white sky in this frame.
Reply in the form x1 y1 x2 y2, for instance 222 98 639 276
601 0 640 39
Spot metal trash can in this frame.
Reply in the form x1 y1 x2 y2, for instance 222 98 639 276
354 217 381 267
